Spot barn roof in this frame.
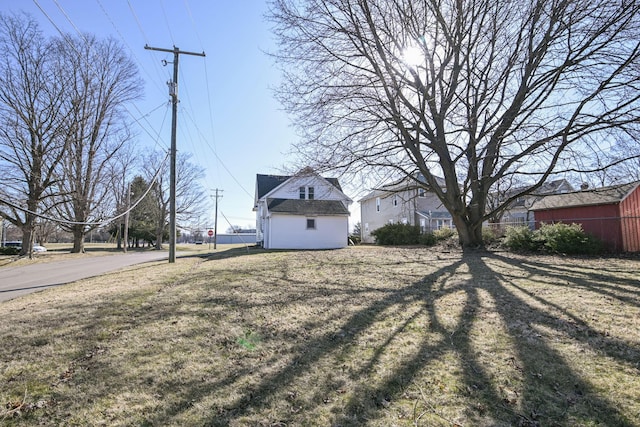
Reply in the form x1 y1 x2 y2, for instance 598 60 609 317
266 198 350 215
530 181 640 211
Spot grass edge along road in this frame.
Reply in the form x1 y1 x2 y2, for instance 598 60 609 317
1 246 639 426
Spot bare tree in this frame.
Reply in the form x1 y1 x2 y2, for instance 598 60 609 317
105 143 139 250
600 133 640 185
52 34 143 253
142 150 207 250
269 0 640 248
0 13 68 257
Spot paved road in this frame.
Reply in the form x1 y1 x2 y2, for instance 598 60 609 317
0 252 170 303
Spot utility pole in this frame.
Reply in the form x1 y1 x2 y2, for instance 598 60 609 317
212 188 223 249
123 181 131 253
144 45 205 263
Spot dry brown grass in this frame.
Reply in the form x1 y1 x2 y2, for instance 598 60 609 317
1 246 639 426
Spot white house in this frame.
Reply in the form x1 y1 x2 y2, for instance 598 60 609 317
359 174 452 243
254 168 352 249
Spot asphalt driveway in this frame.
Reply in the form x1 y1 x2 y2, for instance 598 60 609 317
0 252 170 302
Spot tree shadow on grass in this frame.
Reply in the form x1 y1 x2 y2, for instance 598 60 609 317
4 249 638 426
191 251 636 426
323 252 637 426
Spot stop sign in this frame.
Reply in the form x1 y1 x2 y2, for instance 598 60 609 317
207 229 214 237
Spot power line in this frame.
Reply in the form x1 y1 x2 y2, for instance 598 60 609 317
144 44 205 263
0 151 170 227
180 107 254 199
96 0 166 97
34 0 170 151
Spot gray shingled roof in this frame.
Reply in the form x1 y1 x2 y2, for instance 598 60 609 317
359 173 446 202
417 210 452 219
530 181 639 211
256 174 343 199
267 198 349 215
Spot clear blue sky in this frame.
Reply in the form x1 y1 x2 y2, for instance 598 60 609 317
0 0 360 231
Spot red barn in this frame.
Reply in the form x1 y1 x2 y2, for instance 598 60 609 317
530 181 640 252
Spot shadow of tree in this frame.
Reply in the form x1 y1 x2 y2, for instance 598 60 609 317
188 251 636 426
2 248 638 426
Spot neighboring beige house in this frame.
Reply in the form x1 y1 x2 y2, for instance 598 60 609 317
254 168 352 249
359 174 451 243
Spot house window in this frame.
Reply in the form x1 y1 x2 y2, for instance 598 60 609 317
418 188 426 198
365 223 369 233
306 218 316 229
376 197 381 212
300 186 314 200
420 218 426 233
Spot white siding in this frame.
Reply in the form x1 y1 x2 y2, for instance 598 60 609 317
265 214 348 249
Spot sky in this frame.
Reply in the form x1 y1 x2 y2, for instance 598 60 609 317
0 0 362 232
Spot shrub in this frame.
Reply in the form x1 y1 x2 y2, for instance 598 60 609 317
503 223 603 254
349 233 362 245
503 226 537 251
482 226 501 245
418 232 437 246
371 223 422 245
433 227 456 241
0 246 20 255
534 223 603 255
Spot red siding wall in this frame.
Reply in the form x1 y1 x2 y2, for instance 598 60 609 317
620 186 640 252
534 204 624 252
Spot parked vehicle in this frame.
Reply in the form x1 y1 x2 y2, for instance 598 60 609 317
1 242 47 252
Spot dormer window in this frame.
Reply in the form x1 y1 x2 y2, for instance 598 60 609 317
300 186 315 200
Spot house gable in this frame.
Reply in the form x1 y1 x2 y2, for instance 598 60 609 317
254 169 352 249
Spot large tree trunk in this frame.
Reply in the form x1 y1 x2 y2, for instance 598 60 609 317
154 219 164 250
449 197 485 249
452 216 484 249
19 205 38 258
72 225 85 253
19 225 35 258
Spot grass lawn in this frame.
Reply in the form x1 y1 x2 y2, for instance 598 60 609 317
0 246 638 426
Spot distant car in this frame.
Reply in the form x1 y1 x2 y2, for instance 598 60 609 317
33 245 47 253
194 240 204 245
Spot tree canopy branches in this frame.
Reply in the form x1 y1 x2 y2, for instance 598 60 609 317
269 0 640 246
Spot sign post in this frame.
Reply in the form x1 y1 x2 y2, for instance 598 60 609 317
207 229 214 250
